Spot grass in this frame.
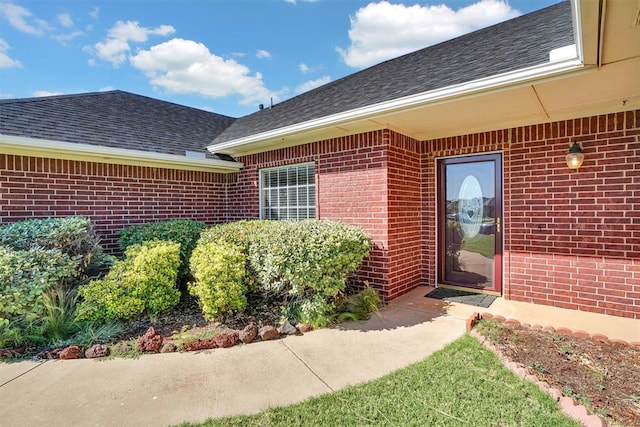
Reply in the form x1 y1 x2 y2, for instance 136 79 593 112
461 234 495 258
181 334 579 427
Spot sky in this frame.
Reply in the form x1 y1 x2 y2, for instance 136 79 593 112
0 0 562 118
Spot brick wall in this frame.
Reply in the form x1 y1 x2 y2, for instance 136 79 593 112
424 109 640 319
386 131 424 300
0 155 227 251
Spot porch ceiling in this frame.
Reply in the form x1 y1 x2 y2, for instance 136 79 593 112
221 0 639 156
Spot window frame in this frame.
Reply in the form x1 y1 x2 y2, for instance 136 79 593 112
258 162 316 220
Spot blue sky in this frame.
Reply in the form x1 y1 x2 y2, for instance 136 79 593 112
0 0 561 118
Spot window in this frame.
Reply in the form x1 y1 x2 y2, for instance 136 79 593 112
260 163 316 220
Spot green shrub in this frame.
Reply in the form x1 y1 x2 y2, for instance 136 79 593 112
189 241 248 320
76 240 181 322
194 220 372 323
0 216 107 279
0 246 80 326
118 219 206 282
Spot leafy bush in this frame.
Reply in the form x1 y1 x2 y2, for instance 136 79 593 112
76 240 181 322
118 219 206 282
0 216 107 279
193 220 372 323
189 241 248 320
0 246 80 327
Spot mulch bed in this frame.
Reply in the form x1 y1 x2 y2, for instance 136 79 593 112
477 319 640 427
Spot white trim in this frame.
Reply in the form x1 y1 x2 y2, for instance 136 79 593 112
209 55 586 153
0 134 243 172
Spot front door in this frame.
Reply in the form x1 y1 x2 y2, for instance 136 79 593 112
437 153 502 294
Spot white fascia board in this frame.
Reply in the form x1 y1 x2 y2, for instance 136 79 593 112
209 56 587 153
0 134 243 172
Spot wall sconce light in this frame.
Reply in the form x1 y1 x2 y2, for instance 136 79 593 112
566 141 584 170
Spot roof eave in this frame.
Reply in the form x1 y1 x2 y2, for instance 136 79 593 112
0 134 243 173
208 55 587 155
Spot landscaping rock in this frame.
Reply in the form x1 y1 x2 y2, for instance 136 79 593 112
239 323 258 344
213 331 239 348
183 338 218 352
117 342 132 353
160 343 176 353
0 347 24 358
137 326 163 352
278 319 297 335
59 345 82 360
85 344 110 359
259 325 280 341
42 347 65 360
298 323 313 333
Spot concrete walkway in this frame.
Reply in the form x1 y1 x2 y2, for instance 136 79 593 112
1 286 637 426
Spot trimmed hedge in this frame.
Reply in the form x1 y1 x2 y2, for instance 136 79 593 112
192 220 372 325
0 216 107 279
76 240 181 322
189 241 248 320
118 219 206 282
0 246 80 327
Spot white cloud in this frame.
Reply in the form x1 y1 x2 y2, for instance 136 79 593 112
295 76 331 94
299 63 311 73
337 0 520 69
92 20 175 66
57 12 73 28
89 7 99 19
33 90 64 97
0 2 51 35
0 38 21 68
53 30 83 45
256 49 271 59
130 38 276 106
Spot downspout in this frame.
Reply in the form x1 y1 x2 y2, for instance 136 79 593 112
598 0 606 69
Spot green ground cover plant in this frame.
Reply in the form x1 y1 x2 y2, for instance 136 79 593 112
76 240 181 322
183 334 579 427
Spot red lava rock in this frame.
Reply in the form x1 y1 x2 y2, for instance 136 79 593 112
493 315 506 322
183 338 218 352
85 344 110 359
480 312 493 320
213 331 239 348
59 345 82 360
466 312 481 331
542 326 556 333
43 347 65 359
0 347 25 358
137 326 163 352
239 323 258 344
259 325 280 341
297 324 313 333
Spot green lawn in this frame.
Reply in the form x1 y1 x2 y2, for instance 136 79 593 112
461 234 495 258
182 334 578 427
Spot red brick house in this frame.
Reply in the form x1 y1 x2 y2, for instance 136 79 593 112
1 1 639 319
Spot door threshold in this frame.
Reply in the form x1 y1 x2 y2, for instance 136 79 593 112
437 284 501 297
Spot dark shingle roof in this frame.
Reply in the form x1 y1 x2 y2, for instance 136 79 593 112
211 1 573 145
0 90 236 156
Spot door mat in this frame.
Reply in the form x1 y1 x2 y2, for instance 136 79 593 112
426 287 497 308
